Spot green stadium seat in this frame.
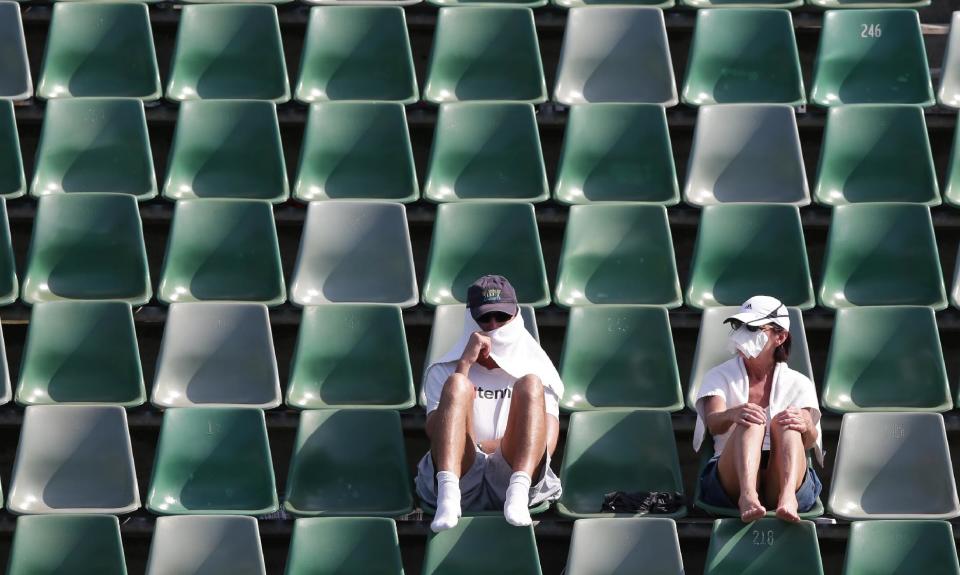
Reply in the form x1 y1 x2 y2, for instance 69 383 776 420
420 304 539 406
425 103 547 203
952 253 960 310
554 205 681 307
422 517 541 575
554 0 673 7
151 303 281 409
0 3 31 101
682 0 801 6
815 105 939 205
163 100 287 202
554 104 678 205
684 104 810 205
31 99 156 200
0 101 24 198
0 325 9 406
287 304 415 410
430 0 545 6
682 9 805 106
23 194 150 305
302 0 421 5
285 409 413 517
843 521 960 575
939 12 960 108
704 518 824 575
554 8 678 105
7 405 139 514
819 204 946 309
811 10 933 106
557 410 686 518
147 407 278 515
7 515 127 575
422 202 549 307
559 306 683 412
687 307 812 410
0 198 16 306
294 103 417 203
158 199 285 306
166 5 289 102
823 306 951 413
285 517 404 575
686 204 814 309
424 7 546 103
37 3 159 100
290 202 417 307
146 516 265 575
829 412 960 520
565 518 684 575
295 7 417 103
942 116 960 208
808 0 930 9
16 301 145 407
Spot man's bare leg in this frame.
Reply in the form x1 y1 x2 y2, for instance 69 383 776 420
766 421 806 523
425 373 476 532
499 374 548 526
717 423 767 522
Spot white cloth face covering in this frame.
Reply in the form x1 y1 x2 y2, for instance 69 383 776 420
726 326 769 359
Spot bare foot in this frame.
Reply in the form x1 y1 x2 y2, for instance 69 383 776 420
738 493 766 522
776 493 801 523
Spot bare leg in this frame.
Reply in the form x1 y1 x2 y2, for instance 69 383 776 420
499 375 547 526
427 373 476 476
500 375 548 476
717 423 767 522
766 421 807 523
425 374 476 532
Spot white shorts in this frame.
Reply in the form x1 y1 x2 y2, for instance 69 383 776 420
415 445 562 512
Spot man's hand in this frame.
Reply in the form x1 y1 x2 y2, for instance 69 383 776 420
457 332 493 375
726 403 766 427
773 406 809 434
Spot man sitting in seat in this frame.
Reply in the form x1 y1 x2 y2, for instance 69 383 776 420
416 275 563 532
694 295 823 523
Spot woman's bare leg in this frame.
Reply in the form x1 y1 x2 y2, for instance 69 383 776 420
717 423 767 522
765 420 807 522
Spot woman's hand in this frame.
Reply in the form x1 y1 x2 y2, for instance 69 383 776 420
726 403 767 427
773 406 809 434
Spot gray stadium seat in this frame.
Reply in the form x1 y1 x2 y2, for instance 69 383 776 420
146 516 266 575
565 518 684 575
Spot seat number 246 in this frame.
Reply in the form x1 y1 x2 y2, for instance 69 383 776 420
860 24 882 38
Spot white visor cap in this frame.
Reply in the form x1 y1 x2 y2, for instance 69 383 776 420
724 295 790 331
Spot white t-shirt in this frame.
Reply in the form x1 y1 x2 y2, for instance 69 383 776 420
694 356 824 465
424 362 561 443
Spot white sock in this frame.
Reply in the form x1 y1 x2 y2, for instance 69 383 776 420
431 471 462 532
503 471 533 527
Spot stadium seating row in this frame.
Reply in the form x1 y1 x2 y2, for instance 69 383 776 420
2 407 958 521
4 99 958 207
0 197 954 310
0 301 951 414
0 4 952 107
7 515 959 574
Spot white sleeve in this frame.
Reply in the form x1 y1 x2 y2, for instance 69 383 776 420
785 372 822 424
424 363 454 415
696 366 729 408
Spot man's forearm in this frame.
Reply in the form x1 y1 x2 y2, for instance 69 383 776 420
455 359 472 377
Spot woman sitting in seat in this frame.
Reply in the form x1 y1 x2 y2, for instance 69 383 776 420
694 295 823 523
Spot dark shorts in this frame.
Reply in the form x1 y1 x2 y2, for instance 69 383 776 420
699 454 822 512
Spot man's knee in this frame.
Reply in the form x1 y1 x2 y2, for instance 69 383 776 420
730 421 766 442
441 373 474 402
770 418 800 440
513 374 544 401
